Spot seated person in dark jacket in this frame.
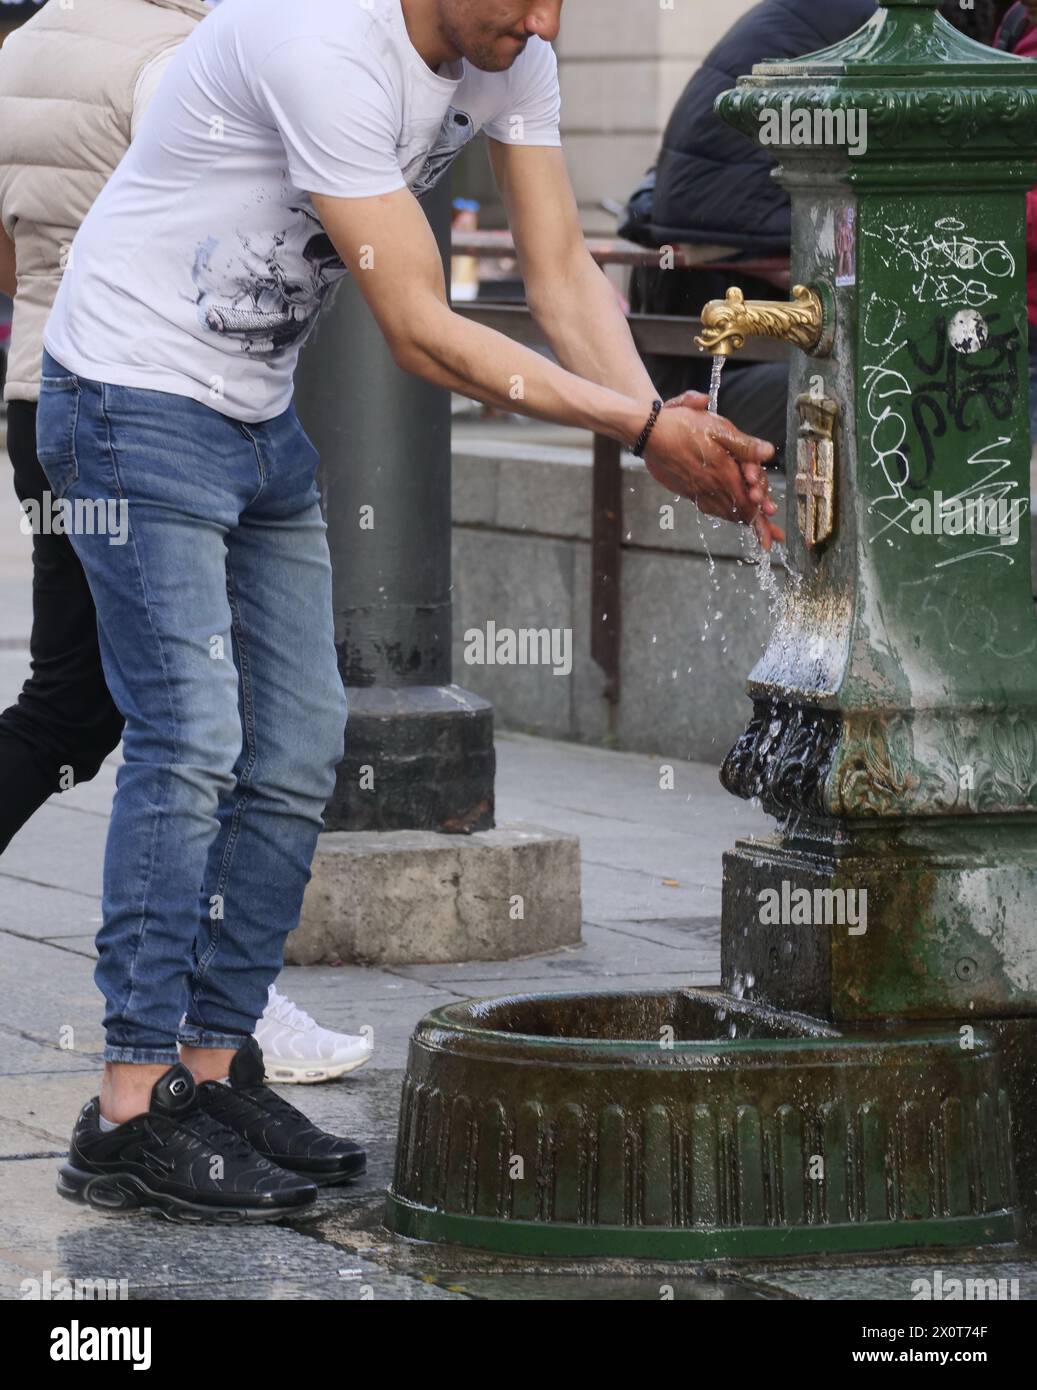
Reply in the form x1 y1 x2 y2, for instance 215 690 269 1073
624 0 1009 466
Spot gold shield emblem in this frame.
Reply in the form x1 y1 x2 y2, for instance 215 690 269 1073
794 393 838 549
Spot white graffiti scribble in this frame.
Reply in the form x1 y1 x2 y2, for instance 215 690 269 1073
862 292 914 540
871 436 1022 567
862 282 1024 569
929 437 1022 569
864 216 1015 308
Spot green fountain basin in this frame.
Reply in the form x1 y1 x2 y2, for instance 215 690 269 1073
385 988 1021 1258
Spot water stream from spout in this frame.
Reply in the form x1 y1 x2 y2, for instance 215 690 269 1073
672 341 798 966
708 354 725 415
655 332 795 870
687 345 794 784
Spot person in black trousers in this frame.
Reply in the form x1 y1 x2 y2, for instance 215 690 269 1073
0 401 124 853
0 0 374 1094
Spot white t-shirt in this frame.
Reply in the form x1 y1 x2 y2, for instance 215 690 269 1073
45 0 561 422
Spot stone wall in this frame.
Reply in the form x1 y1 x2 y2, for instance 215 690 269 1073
451 431 783 763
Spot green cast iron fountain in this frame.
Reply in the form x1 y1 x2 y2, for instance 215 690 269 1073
384 0 1037 1257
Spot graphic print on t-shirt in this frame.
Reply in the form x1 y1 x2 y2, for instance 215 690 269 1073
191 204 346 359
404 106 477 201
192 103 476 362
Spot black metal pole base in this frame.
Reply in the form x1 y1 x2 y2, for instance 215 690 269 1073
326 684 495 834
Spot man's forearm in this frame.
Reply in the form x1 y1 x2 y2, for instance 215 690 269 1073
528 250 659 402
401 295 657 447
309 187 659 451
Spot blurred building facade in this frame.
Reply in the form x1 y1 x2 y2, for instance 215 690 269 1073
556 0 758 234
457 0 759 232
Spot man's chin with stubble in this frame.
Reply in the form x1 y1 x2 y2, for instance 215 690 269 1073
458 31 528 72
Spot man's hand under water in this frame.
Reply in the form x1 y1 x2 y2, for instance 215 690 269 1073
641 389 784 551
308 181 783 554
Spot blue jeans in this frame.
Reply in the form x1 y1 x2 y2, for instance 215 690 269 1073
36 353 347 1065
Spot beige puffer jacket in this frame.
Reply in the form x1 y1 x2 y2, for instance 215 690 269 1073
0 0 210 401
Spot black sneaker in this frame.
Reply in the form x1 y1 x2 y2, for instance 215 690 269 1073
197 1038 366 1186
57 1063 319 1223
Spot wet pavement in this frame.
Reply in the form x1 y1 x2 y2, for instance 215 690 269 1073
7 1062 1036 1300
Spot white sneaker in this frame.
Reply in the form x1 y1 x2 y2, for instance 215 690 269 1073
253 987 373 1084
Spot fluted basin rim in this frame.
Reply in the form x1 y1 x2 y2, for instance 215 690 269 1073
407 987 995 1067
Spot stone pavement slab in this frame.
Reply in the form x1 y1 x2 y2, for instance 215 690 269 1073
0 932 106 1055
269 963 455 1005
0 876 104 940
0 1158 461 1302
0 1032 99 1082
387 920 719 985
0 803 108 898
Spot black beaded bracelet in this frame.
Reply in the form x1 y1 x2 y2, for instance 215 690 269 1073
632 399 663 458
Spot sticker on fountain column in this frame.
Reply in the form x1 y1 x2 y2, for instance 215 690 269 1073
948 308 990 355
835 207 857 288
